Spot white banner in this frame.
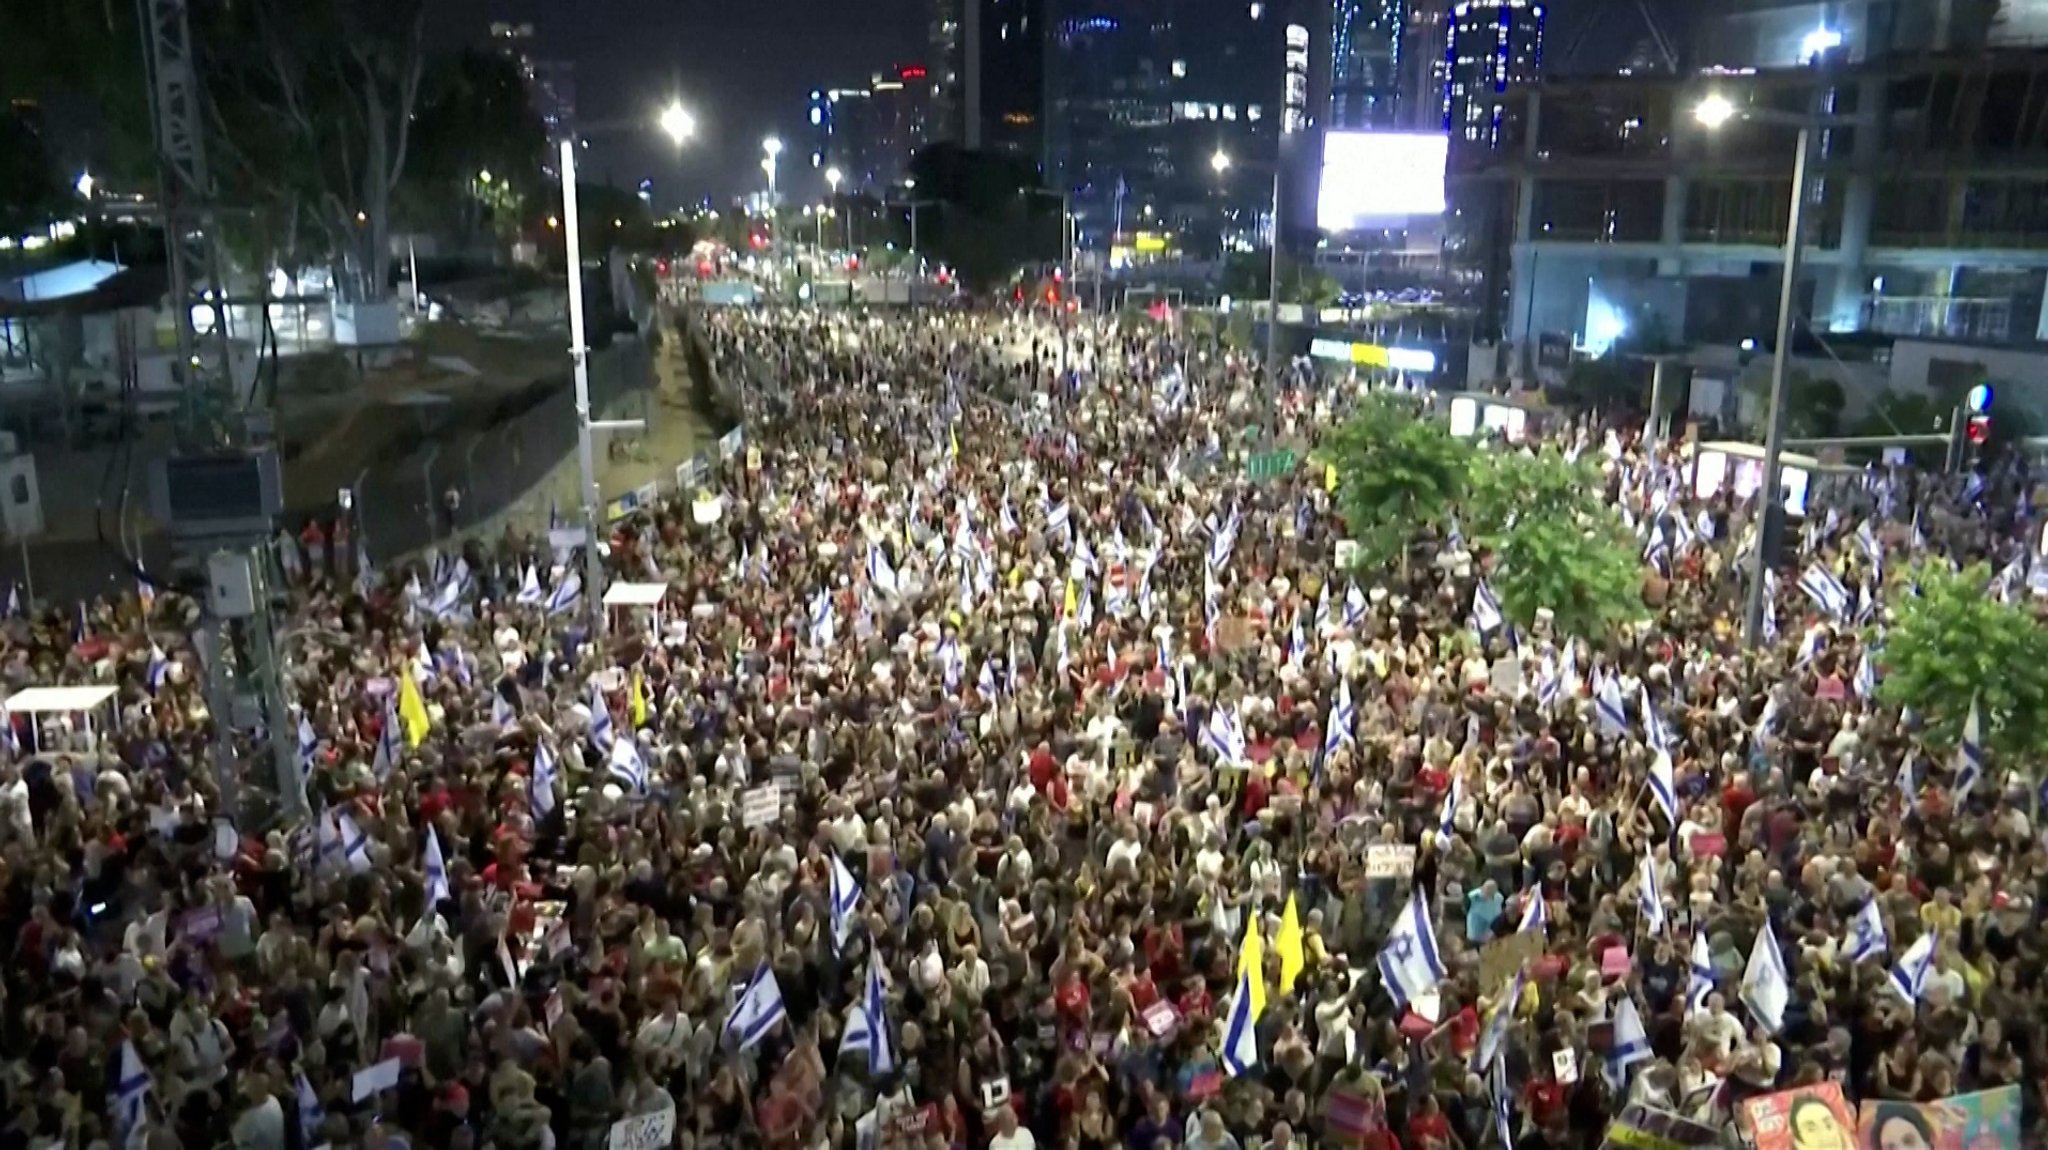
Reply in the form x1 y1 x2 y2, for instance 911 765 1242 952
608 1105 676 1150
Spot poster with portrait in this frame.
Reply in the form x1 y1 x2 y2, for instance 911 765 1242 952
1855 1086 2021 1150
1745 1083 1856 1150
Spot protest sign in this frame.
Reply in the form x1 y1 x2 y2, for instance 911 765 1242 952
1856 1086 2020 1150
1599 1103 1721 1150
1365 844 1416 879
1744 1083 1854 1150
742 783 781 829
1479 930 1546 993
608 1105 676 1150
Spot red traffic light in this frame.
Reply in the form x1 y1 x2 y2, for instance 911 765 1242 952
1044 287 1058 303
1966 414 1992 445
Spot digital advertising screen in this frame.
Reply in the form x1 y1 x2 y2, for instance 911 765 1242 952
1316 131 1449 231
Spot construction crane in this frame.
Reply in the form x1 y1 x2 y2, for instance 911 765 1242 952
136 0 304 823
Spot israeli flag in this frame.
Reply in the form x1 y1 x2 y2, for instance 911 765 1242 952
1953 696 1985 802
1687 931 1716 1015
809 588 836 649
546 571 582 616
424 826 451 908
1376 889 1447 1012
1636 853 1666 934
1472 581 1504 634
296 714 319 771
1798 563 1851 618
1343 582 1366 630
1045 499 1071 538
1854 648 1879 699
1489 1053 1516 1150
491 690 515 729
866 543 899 597
725 964 788 1051
837 950 895 1076
1896 751 1919 808
517 564 544 605
371 699 401 781
608 735 649 793
1641 685 1672 755
1594 674 1629 740
1473 967 1525 1072
1647 750 1679 828
1200 706 1247 767
146 645 172 694
296 1071 324 1148
589 682 615 752
4 584 20 617
1843 899 1888 964
1740 923 1790 1033
1518 891 1547 936
1887 929 1938 1003
1220 964 1261 1076
531 741 559 817
830 852 862 954
1322 677 1355 762
114 1039 151 1146
1606 996 1653 1087
1438 774 1463 839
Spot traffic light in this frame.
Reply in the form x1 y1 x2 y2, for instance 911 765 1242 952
1966 413 1992 445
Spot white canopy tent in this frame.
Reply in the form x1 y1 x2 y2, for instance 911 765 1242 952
602 582 672 635
5 685 120 753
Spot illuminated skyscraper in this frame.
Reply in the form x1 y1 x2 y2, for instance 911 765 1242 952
1442 0 1542 147
1330 0 1405 128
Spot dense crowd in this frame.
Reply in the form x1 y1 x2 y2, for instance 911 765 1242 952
0 303 2043 1150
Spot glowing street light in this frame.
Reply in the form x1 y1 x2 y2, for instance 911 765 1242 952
75 171 96 199
478 169 493 184
762 136 784 159
825 166 843 193
762 136 784 208
658 102 696 144
1693 93 1739 129
1210 149 1231 173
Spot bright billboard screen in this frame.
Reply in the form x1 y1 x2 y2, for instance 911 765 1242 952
1316 131 1448 230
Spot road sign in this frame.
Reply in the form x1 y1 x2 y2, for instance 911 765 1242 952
1246 450 1296 481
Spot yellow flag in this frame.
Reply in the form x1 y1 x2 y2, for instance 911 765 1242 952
948 425 960 459
1235 914 1267 1022
1276 894 1307 994
396 662 431 748
630 667 649 728
1324 463 1338 493
1063 576 1079 619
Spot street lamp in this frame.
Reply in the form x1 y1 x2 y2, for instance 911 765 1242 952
763 136 784 208
825 167 847 250
555 98 696 634
1211 148 1283 380
1693 91 1813 649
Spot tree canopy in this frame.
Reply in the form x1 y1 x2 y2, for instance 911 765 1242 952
902 144 1063 290
1877 561 2048 765
1322 395 1472 574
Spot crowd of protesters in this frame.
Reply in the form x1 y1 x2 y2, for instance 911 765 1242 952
0 300 2043 1150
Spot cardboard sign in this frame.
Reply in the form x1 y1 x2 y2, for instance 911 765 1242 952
741 783 781 829
978 1076 1012 1116
1142 1000 1180 1038
351 1057 402 1102
1323 1084 1390 1145
1335 539 1360 570
1489 657 1522 697
1601 946 1632 980
1214 616 1259 652
1479 930 1547 993
179 906 223 944
1689 832 1726 857
608 1105 677 1150
1554 1048 1580 1085
1365 844 1417 879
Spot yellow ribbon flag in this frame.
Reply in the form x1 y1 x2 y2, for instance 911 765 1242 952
396 662 431 748
1276 894 1307 994
1063 576 1080 620
1324 463 1338 493
630 667 649 728
1235 914 1268 1022
948 425 961 459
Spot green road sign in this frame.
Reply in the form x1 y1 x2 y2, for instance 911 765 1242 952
1247 450 1296 481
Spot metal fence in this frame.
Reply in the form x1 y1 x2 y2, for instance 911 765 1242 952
353 335 653 562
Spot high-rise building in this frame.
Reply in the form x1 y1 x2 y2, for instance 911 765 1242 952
930 0 964 141
1330 0 1405 128
1397 0 1451 129
489 22 576 141
807 67 932 193
1442 0 1543 147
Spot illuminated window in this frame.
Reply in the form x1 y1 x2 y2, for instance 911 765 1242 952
1172 59 1187 77
1223 104 1238 121
1246 104 1262 121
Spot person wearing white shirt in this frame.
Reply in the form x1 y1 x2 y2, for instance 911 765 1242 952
632 1004 693 1073
1685 996 1743 1060
987 1107 1036 1150
950 945 991 1004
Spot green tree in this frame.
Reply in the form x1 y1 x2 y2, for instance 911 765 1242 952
1323 395 1474 576
1877 561 2048 764
1741 369 1844 439
399 49 548 248
1466 448 1644 637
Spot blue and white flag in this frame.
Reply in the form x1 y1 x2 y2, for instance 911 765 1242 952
146 645 171 694
830 852 862 955
1798 563 1852 618
1843 899 1888 965
531 741 559 817
1594 674 1629 740
725 963 788 1051
1376 889 1447 1011
1854 648 1879 699
1322 677 1355 762
423 826 451 908
1953 696 1985 802
1636 852 1666 934
1740 923 1790 1033
1472 581 1504 634
608 735 649 793
589 682 615 752
1474 968 1525 1072
1220 964 1261 1076
1687 931 1716 1015
546 571 583 616
839 950 896 1075
1606 996 1653 1087
517 564 544 606
1887 929 1938 1004
1438 774 1463 839
114 1039 151 1146
1647 750 1679 829
297 714 319 772
1489 1053 1516 1150
1640 685 1672 755
1518 891 1547 936
1200 706 1247 768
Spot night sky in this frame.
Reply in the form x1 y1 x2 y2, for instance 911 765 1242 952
436 0 1657 208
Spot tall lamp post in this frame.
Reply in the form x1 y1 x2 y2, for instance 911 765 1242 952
762 136 783 210
1211 149 1282 379
1694 92 1814 649
558 99 696 634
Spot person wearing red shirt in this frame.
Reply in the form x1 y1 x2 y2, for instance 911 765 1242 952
1721 775 1757 840
1524 1072 1570 1128
1176 977 1212 1022
1405 1095 1455 1150
1027 743 1059 793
